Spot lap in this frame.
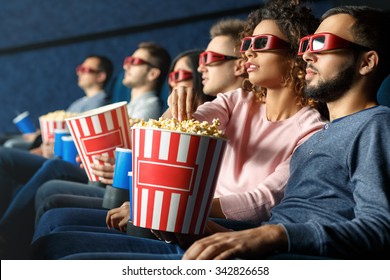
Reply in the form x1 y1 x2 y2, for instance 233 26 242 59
30 231 184 260
33 207 109 242
35 179 105 218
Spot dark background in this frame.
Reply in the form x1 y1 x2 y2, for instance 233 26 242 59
0 0 389 134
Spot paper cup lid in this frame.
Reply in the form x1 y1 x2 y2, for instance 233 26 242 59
61 135 74 141
12 111 30 123
116 147 132 153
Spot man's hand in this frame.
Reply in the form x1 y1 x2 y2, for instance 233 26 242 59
22 131 39 142
182 224 288 260
41 141 54 159
91 155 115 185
106 201 130 232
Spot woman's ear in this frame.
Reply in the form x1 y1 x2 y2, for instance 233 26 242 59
360 50 379 75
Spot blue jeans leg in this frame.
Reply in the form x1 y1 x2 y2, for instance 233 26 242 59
34 180 105 224
0 147 47 217
30 231 184 260
0 158 88 258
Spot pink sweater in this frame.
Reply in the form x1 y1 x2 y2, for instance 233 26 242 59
193 88 326 224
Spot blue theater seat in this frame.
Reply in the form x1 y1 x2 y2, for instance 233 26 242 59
377 74 390 107
105 71 131 104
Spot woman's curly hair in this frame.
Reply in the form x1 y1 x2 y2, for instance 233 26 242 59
240 0 322 109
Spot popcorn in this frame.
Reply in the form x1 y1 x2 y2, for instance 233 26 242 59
129 117 143 127
133 117 225 138
39 110 79 121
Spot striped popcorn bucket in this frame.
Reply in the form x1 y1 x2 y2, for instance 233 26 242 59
39 117 67 143
131 127 227 234
65 102 131 181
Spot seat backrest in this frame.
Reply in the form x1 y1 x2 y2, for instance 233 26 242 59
105 71 131 103
377 74 390 108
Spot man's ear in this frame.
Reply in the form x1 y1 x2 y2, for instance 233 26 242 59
97 72 108 85
148 67 161 81
360 50 379 75
234 58 247 77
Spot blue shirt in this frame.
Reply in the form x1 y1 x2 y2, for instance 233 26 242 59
66 91 108 113
268 106 390 258
127 91 162 120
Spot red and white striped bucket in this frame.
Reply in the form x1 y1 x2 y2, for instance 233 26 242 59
39 118 67 143
131 127 227 234
65 102 131 181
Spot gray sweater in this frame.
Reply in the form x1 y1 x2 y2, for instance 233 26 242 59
66 91 108 113
268 105 390 258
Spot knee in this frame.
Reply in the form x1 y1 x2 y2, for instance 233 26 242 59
40 158 66 170
0 146 13 166
35 180 65 208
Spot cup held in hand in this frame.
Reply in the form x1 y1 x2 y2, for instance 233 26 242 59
53 129 70 158
13 111 36 134
102 147 133 209
61 136 78 165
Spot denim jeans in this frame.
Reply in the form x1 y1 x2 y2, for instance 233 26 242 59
34 180 106 224
30 231 184 260
0 147 47 217
0 152 88 258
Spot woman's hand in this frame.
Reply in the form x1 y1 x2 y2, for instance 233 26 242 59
106 201 130 232
150 220 231 249
167 86 198 121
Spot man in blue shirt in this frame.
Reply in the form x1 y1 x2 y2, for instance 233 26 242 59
183 5 390 259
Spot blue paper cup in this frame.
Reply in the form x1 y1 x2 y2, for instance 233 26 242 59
13 111 36 133
53 129 70 158
61 136 78 165
112 147 133 189
102 148 132 209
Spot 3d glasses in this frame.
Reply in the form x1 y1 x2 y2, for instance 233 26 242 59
123 56 156 68
199 51 238 66
240 34 290 52
298 32 369 55
169 69 193 84
76 65 101 74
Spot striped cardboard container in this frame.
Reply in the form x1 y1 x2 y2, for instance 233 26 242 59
65 102 131 181
39 118 67 143
131 127 226 234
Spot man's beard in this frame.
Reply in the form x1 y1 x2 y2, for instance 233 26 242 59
304 62 356 103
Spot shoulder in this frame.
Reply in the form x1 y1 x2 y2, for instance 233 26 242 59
359 106 390 130
295 106 327 127
217 88 254 101
213 88 258 110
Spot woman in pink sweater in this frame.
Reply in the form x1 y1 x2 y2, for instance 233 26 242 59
168 2 327 225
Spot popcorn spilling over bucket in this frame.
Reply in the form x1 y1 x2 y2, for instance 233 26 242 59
131 119 227 234
65 102 131 181
39 110 77 143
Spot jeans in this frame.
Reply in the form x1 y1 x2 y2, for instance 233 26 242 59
30 231 184 260
34 180 106 225
0 147 46 217
33 208 111 242
0 154 88 259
